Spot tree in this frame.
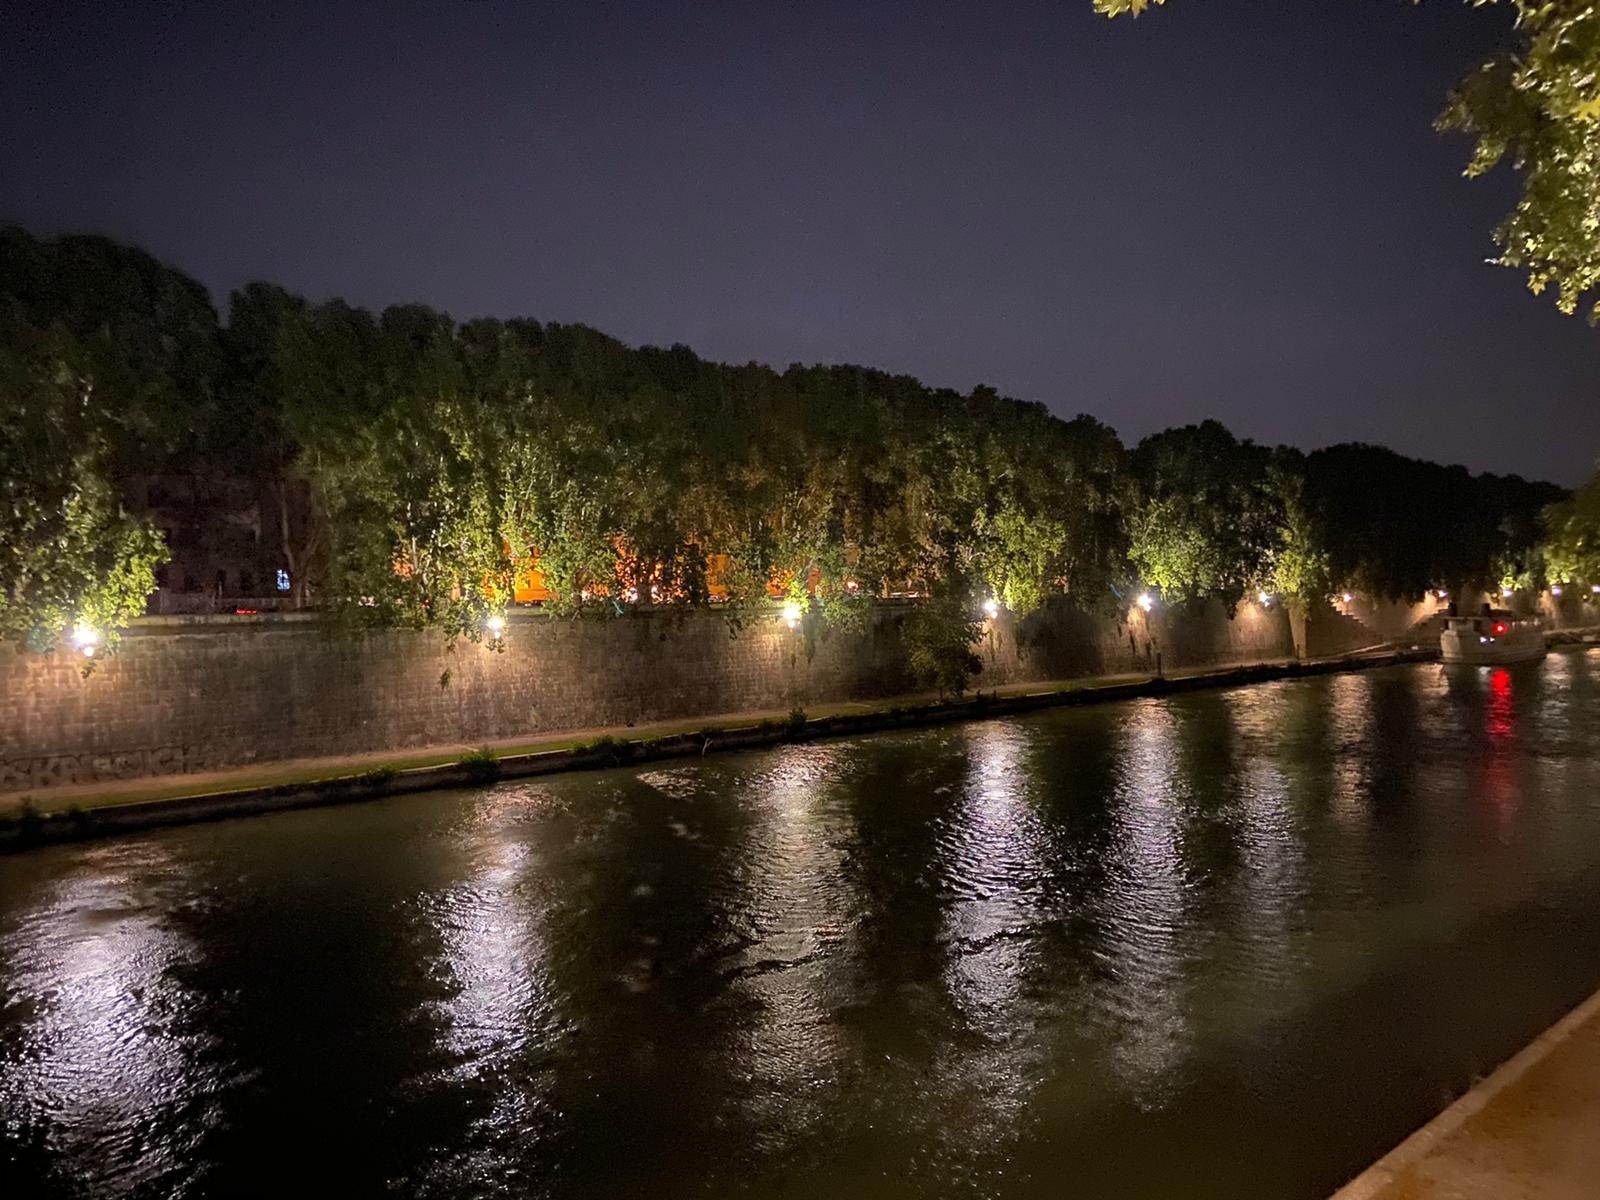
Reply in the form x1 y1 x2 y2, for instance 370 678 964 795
1266 450 1333 605
1127 420 1280 609
901 593 984 697
0 227 220 656
1301 443 1561 598
216 283 322 607
283 302 514 640
6 228 1574 663
1092 1 1600 321
0 323 166 654
1544 464 1600 582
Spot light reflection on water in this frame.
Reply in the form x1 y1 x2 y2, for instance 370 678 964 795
408 790 565 1194
4 650 1600 1199
1099 701 1189 1108
0 843 226 1198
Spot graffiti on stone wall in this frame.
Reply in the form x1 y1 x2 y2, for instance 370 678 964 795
0 745 198 791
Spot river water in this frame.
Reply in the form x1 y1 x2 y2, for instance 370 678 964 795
4 650 1600 1199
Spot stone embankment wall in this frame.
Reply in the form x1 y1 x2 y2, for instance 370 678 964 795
2 598 1300 792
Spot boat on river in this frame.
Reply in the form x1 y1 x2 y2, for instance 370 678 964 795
1440 610 1546 665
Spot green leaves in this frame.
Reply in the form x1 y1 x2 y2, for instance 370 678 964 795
5 222 1582 665
1267 453 1333 604
0 322 169 654
1094 1 1600 320
902 594 984 697
1544 464 1600 581
1093 0 1167 15
1128 421 1280 609
0 229 205 657
1437 2 1600 318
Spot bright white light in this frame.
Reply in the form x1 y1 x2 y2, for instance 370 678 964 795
982 597 1000 619
781 600 802 627
1552 585 1564 596
1341 593 1354 604
1502 586 1514 598
1136 592 1154 613
1437 590 1448 599
486 615 506 638
1257 591 1272 607
1592 585 1600 595
72 624 100 657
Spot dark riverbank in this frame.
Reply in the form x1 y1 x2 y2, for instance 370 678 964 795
1 647 1435 852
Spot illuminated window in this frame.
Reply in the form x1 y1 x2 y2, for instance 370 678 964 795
276 569 291 592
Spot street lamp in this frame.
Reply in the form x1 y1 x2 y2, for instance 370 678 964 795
72 624 100 658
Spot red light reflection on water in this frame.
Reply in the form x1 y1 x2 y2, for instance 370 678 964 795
1488 668 1514 740
1484 667 1517 823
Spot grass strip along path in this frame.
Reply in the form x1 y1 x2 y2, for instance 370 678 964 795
0 648 1427 853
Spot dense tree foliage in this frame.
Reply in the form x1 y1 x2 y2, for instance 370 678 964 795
1545 464 1600 582
1301 444 1562 598
229 301 1136 644
0 229 1580 691
0 229 216 654
1127 421 1280 610
1093 1 1600 321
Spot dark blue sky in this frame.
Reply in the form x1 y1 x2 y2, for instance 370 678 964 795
4 0 1596 483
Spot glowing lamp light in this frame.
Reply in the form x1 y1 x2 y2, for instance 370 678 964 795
982 597 1000 619
781 600 802 628
1257 591 1272 607
486 615 506 639
1437 589 1448 599
1502 586 1514 598
1492 621 1507 636
1592 585 1600 595
1136 592 1154 613
72 624 100 658
1342 593 1354 604
1552 584 1564 596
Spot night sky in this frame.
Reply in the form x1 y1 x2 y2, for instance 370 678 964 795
4 0 1596 484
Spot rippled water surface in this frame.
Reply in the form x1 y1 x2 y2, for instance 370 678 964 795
5 651 1600 1198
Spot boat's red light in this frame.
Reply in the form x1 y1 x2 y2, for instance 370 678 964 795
1493 621 1507 636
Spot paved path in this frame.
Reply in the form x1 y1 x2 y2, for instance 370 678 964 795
3 653 1392 817
0 666 1180 815
1330 987 1600 1199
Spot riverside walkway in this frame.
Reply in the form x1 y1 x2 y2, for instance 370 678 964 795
1 649 1412 837
10 633 1597 830
1331 987 1600 1199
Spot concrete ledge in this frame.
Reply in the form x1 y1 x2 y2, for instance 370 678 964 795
1329 985 1600 1199
0 649 1428 853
